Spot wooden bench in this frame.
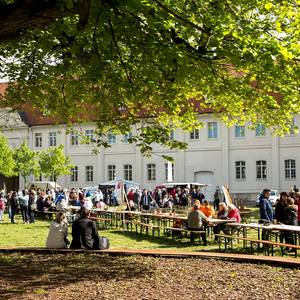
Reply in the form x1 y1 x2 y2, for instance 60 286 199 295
215 234 300 257
90 216 113 229
138 222 161 237
165 227 206 244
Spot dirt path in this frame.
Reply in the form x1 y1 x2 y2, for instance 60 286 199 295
0 253 299 300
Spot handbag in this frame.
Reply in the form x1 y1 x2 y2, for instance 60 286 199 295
99 236 110 250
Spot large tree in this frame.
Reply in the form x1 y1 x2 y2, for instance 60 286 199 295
0 0 299 154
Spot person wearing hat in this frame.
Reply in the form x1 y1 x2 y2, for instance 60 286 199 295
259 188 274 242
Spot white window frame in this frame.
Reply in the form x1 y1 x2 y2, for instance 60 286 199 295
123 132 132 143
235 125 245 138
70 131 79 146
235 161 246 180
124 164 133 181
108 133 116 144
35 133 43 148
208 122 218 139
49 132 57 147
70 166 78 182
108 165 116 181
285 159 296 179
190 128 200 140
256 160 267 179
255 124 266 136
164 163 175 181
85 165 94 182
147 163 156 181
85 130 94 143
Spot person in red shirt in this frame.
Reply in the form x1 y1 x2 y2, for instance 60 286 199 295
227 204 241 223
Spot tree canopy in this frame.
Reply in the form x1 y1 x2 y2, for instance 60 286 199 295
13 141 38 187
38 145 73 183
0 0 299 153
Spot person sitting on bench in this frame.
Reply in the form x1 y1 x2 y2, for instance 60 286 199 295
187 203 207 245
46 211 69 249
70 208 100 250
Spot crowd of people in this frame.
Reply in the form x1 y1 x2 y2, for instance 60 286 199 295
0 183 299 252
259 187 300 251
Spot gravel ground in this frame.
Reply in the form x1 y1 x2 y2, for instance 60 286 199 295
0 253 299 300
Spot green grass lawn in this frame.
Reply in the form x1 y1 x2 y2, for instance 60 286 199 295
0 208 295 257
0 213 217 252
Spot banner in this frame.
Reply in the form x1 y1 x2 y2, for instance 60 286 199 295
221 185 232 205
115 180 124 204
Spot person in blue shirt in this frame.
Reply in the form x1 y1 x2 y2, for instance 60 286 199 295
259 188 273 242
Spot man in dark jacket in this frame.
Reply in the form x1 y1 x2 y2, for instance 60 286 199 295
70 208 100 250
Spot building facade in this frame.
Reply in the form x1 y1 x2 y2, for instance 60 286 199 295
1 105 299 203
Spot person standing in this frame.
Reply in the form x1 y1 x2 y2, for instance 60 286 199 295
10 191 19 223
0 194 5 221
259 188 274 242
283 197 297 252
140 189 151 211
18 190 29 224
214 186 221 211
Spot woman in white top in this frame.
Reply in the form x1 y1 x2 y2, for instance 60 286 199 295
46 211 69 248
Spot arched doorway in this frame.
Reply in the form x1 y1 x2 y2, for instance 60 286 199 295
194 171 214 202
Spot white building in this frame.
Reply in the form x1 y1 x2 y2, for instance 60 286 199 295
0 102 299 204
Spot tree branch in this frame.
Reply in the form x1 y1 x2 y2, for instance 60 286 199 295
152 0 211 35
108 16 132 83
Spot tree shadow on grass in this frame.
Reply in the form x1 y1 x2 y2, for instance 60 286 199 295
0 253 154 299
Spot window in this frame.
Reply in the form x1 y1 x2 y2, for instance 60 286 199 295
70 166 78 182
85 130 94 143
190 128 200 140
108 165 116 181
208 122 218 139
49 132 57 146
285 159 296 179
70 131 79 146
289 118 296 135
85 165 94 182
108 133 116 144
35 133 42 147
165 162 175 181
124 164 133 181
235 161 246 179
147 163 156 181
256 160 267 179
255 124 266 136
123 132 132 143
235 125 245 138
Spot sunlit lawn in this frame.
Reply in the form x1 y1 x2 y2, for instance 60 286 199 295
0 208 291 256
0 213 217 252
